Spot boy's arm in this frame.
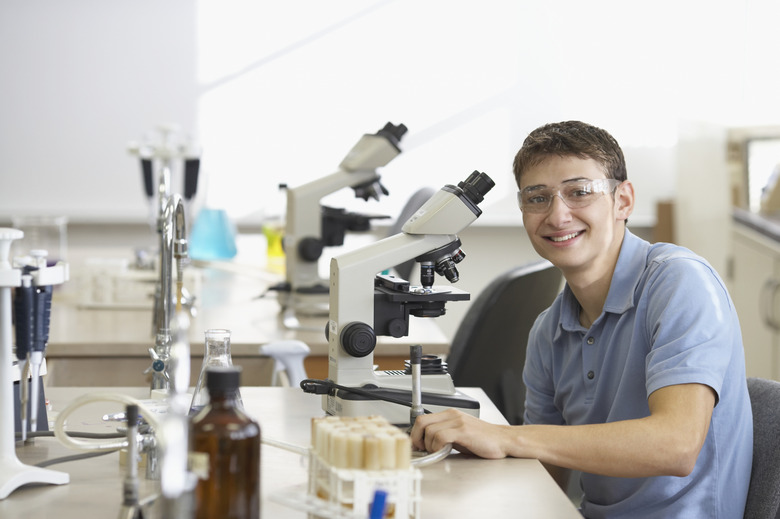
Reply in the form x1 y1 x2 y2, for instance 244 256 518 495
410 383 715 478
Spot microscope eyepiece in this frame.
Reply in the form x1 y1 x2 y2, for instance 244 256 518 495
377 122 408 146
457 171 495 205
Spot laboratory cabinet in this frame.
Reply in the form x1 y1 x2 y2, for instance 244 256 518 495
730 217 780 381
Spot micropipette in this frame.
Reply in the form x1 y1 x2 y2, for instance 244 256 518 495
12 274 33 441
28 283 52 433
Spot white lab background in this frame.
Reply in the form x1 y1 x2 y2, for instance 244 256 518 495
3 0 779 225
1 0 780 337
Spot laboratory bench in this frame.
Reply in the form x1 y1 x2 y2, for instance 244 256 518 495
3 386 582 518
43 240 450 387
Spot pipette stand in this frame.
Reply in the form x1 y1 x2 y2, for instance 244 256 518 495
0 228 68 499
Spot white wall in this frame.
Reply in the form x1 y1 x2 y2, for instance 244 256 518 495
2 0 780 272
0 0 198 221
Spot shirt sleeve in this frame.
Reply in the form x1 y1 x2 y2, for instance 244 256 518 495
642 255 736 404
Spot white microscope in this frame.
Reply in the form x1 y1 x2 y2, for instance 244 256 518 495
272 122 407 319
304 171 495 425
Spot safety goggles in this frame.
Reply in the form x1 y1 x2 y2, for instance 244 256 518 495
517 178 622 214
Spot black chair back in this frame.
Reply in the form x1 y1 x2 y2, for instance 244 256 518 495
447 260 562 425
744 377 780 519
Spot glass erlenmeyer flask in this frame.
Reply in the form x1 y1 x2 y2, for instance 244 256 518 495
189 329 243 414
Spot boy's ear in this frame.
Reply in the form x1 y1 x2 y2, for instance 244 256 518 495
615 180 635 221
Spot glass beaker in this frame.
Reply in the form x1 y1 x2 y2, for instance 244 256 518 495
189 329 243 414
11 215 68 264
188 208 237 261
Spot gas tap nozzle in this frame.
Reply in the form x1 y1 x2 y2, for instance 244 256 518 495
409 345 424 426
118 404 145 519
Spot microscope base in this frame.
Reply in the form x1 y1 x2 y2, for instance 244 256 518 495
324 386 480 426
0 458 69 500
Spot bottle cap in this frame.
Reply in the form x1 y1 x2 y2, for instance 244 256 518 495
206 366 241 394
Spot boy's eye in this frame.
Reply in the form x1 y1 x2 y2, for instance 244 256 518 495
569 188 591 198
527 193 550 204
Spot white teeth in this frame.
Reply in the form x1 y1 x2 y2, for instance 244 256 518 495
550 232 580 242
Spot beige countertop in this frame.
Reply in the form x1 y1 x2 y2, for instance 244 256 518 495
4 386 581 518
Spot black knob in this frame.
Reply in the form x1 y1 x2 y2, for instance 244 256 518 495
298 237 324 262
341 322 376 358
388 318 406 338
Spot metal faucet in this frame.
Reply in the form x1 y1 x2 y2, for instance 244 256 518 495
148 193 189 391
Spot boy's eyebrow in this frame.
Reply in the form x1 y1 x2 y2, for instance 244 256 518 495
521 177 593 191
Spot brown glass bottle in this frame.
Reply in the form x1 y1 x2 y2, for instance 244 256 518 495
190 367 261 519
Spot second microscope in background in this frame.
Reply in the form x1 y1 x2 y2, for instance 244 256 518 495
269 122 408 320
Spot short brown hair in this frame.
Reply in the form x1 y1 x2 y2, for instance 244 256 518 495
513 121 627 189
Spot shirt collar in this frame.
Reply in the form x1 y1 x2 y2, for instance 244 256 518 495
559 229 647 332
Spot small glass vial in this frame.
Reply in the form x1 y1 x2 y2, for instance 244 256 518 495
190 329 243 414
190 367 261 519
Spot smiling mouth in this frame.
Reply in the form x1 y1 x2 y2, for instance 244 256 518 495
547 231 583 243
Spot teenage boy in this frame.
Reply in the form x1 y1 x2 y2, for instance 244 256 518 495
410 120 753 518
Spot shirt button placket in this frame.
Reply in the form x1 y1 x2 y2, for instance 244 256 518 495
584 336 596 385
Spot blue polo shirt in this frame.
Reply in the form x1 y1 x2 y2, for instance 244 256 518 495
523 230 753 519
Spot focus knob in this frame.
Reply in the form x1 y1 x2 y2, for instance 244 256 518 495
340 321 376 358
298 237 324 262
